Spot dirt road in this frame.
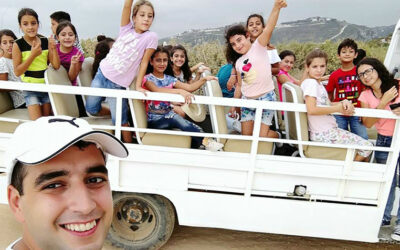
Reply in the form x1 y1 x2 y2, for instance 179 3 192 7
0 204 398 249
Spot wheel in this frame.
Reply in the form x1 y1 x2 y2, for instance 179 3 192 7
108 192 176 250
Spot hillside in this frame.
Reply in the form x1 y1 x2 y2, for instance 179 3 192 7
160 17 395 45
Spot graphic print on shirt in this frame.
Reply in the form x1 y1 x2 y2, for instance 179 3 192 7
336 75 360 104
240 59 257 84
106 33 139 74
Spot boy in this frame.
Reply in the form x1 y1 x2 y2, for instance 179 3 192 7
6 116 128 250
50 11 84 53
326 38 368 139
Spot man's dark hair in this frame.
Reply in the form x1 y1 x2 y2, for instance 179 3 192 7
337 38 358 55
10 141 105 195
50 11 71 23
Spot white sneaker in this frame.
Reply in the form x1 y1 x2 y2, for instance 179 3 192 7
203 138 224 152
391 224 400 241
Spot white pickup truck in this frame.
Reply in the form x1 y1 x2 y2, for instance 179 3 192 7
1 19 400 249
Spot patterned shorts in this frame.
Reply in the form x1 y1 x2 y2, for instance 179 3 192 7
241 90 276 126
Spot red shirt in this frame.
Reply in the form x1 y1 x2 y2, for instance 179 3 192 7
325 66 364 107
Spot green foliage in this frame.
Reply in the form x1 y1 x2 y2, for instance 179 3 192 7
81 37 389 77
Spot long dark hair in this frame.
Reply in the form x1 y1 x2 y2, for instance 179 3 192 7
225 24 247 65
170 45 192 82
18 8 39 24
0 29 17 41
92 35 115 78
357 57 399 101
146 46 173 75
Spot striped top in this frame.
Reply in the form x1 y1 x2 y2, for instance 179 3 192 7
15 36 49 83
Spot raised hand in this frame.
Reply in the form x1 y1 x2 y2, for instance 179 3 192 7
31 39 42 58
71 51 83 65
48 36 56 50
381 86 398 106
275 0 287 8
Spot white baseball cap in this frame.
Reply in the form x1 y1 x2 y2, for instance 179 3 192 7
6 116 128 185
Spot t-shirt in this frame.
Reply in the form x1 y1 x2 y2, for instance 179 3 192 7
301 78 337 133
236 39 273 98
15 36 49 84
267 49 281 64
358 88 400 136
100 22 158 88
325 67 364 107
0 57 25 108
143 73 177 114
56 44 84 86
276 69 296 101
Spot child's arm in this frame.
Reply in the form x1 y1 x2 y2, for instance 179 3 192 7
135 48 155 93
229 74 242 117
278 73 300 85
68 51 83 82
305 96 353 116
144 80 194 104
360 86 398 127
258 0 287 47
175 75 217 92
121 0 134 27
12 40 42 77
48 37 60 70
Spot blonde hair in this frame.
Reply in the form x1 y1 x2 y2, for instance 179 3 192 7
132 0 155 18
305 49 328 67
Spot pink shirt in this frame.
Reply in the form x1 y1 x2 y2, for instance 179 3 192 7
100 22 158 88
277 69 296 101
235 39 273 98
301 79 337 133
358 88 400 136
56 44 84 86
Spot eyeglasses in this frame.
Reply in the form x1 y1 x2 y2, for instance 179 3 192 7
358 68 375 79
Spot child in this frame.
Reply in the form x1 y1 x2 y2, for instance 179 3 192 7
13 8 60 120
326 38 368 140
55 21 86 117
85 0 158 143
0 29 25 109
301 49 372 162
357 58 400 240
50 11 84 53
276 50 300 101
226 0 287 138
169 44 209 117
92 35 115 79
143 46 217 148
246 14 281 76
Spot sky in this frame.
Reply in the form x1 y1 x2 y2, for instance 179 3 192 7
1 0 399 40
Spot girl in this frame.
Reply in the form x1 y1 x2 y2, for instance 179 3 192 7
357 58 400 237
301 49 372 162
143 46 217 148
246 14 281 75
227 0 286 138
86 0 158 143
13 8 60 120
92 35 115 79
0 29 25 109
277 50 300 101
169 44 209 117
55 21 86 117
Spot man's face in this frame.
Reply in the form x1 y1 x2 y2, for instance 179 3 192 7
51 18 59 35
8 144 113 250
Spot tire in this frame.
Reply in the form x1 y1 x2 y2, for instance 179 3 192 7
108 192 176 250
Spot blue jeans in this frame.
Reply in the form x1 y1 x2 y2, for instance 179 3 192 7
148 111 204 148
23 91 50 106
375 134 400 224
86 69 129 125
334 115 368 140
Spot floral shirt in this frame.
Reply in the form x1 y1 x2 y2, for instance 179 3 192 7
143 73 177 114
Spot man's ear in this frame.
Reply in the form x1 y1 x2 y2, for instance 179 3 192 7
7 185 25 223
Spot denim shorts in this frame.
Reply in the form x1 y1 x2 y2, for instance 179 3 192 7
86 68 129 125
23 91 50 106
241 90 276 126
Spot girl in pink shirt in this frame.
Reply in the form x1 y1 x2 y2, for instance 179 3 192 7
357 58 400 234
277 50 301 101
226 0 286 139
302 49 372 162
